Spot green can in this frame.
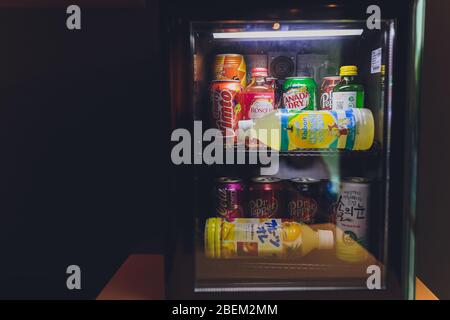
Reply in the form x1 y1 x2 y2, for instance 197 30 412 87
282 77 317 110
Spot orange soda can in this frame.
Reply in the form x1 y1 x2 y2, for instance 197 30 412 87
211 80 244 140
214 54 247 87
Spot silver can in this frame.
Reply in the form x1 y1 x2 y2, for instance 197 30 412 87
336 177 370 263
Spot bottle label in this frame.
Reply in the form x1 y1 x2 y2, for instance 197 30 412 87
280 109 357 151
244 92 274 120
335 183 370 262
221 219 283 258
332 92 357 110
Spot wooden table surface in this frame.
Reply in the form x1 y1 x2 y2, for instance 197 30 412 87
97 254 438 300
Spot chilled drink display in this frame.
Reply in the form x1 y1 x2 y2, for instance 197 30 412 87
168 8 424 298
204 218 334 259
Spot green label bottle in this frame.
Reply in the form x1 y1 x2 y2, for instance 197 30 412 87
332 65 364 109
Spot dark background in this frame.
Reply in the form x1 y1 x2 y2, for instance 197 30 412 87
0 2 166 299
416 0 450 300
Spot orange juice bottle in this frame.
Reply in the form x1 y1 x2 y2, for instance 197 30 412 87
204 218 334 259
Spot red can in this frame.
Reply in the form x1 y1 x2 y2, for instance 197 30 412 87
214 177 245 220
319 76 341 110
248 177 284 218
211 80 244 139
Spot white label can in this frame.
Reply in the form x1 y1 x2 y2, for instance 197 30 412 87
336 177 370 263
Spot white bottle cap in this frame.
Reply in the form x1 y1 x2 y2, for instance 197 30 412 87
317 230 334 250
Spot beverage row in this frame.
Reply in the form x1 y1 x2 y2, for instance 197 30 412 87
212 67 364 131
212 53 365 117
214 176 370 224
209 176 371 263
211 54 372 149
204 217 368 263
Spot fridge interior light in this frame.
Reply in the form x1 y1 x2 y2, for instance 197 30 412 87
213 29 364 39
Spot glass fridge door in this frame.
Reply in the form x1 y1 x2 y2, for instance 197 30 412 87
189 19 398 295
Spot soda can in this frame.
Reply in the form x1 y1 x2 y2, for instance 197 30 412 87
320 76 341 110
336 177 370 263
248 177 284 218
282 76 317 110
214 54 247 87
214 177 245 220
211 80 243 139
287 178 321 224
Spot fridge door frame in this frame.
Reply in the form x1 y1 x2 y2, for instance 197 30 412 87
162 0 425 299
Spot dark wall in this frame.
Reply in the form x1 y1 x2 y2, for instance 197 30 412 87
0 6 165 299
416 0 450 300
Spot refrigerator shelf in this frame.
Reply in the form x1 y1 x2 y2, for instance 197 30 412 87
226 141 380 157
196 250 377 289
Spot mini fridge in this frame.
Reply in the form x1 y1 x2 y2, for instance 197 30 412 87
162 0 425 299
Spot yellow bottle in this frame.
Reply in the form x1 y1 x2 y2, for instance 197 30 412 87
204 218 334 259
238 108 374 151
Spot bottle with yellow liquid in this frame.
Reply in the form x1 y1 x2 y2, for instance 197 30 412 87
204 218 333 259
238 108 374 151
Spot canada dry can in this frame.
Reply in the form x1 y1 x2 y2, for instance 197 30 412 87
214 54 247 87
282 77 317 110
214 177 245 220
287 178 321 224
211 80 243 139
248 177 284 218
336 177 370 263
320 76 341 110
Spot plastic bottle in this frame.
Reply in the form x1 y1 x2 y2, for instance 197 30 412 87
205 218 334 259
238 108 374 151
332 65 365 109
